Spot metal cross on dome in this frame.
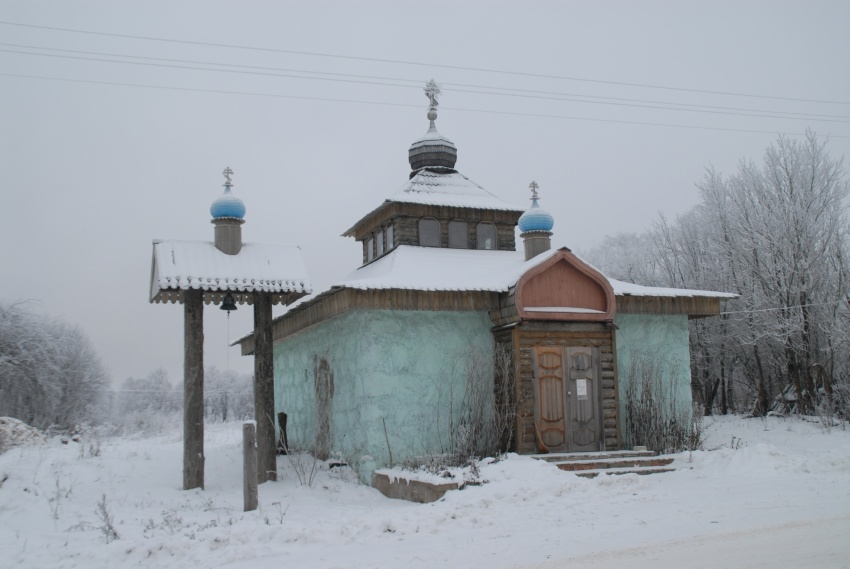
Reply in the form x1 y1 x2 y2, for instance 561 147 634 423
223 167 234 185
424 79 441 108
529 180 539 200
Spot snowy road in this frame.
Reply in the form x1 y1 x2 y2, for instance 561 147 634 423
523 514 850 569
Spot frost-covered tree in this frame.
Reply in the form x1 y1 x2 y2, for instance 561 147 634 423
0 301 110 430
205 367 253 422
113 366 254 431
117 368 178 415
585 131 850 417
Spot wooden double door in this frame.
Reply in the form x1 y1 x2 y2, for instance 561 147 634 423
533 346 603 453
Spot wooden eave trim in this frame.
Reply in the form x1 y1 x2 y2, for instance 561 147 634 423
343 201 395 239
515 320 613 333
150 288 308 306
514 250 617 322
615 295 723 318
344 201 524 241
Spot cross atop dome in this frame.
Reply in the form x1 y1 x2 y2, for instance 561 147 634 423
529 180 539 200
223 166 234 185
424 79 441 122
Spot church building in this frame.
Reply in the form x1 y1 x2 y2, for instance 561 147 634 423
238 81 732 482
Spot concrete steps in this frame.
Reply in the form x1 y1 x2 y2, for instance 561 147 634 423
532 450 680 478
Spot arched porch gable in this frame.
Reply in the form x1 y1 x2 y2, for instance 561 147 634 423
515 249 616 322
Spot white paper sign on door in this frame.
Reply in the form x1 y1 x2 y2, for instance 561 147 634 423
576 379 588 400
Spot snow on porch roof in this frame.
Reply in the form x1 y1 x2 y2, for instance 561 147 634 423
335 245 736 299
150 240 312 302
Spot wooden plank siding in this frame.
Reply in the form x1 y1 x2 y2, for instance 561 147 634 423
616 295 722 319
520 261 609 313
512 322 620 454
350 202 521 265
345 201 522 242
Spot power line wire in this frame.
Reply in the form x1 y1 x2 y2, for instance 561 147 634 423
720 299 848 315
3 47 849 125
0 47 417 92
1 19 847 106
3 47 847 124
2 41 847 121
4 72 848 139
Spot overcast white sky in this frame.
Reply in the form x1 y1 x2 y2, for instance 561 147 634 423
2 1 849 386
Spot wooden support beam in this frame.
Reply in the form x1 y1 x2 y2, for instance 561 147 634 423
183 288 205 490
253 292 277 483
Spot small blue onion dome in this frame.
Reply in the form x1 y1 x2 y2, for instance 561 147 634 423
518 181 554 233
210 168 246 220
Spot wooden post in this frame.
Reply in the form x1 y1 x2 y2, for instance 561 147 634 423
253 292 276 483
277 412 289 455
183 288 205 490
243 421 258 512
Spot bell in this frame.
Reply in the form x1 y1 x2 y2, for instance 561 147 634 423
220 293 238 312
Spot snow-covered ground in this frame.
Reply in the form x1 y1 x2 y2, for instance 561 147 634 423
1 415 848 569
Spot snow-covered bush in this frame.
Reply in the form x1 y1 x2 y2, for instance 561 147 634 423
0 416 45 454
623 356 702 453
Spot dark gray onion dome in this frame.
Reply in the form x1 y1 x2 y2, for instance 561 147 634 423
409 121 458 172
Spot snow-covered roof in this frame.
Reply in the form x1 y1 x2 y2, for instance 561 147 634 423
150 240 311 302
335 245 735 299
609 278 737 299
337 246 535 292
390 169 524 211
344 170 524 237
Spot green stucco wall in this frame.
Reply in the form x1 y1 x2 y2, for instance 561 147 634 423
273 309 494 482
614 314 693 440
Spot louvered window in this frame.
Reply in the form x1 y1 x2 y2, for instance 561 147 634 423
419 218 440 247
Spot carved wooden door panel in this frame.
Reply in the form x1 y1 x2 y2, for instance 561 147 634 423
566 347 602 452
533 347 567 452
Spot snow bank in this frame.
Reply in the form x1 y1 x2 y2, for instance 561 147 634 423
0 417 44 454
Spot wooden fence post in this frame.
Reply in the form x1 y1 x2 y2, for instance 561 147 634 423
243 421 258 512
277 412 289 455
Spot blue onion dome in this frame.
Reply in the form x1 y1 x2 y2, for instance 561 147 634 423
518 181 554 233
409 79 458 173
210 167 246 220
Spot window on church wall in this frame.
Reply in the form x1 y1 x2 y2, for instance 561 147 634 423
386 223 394 251
477 222 497 250
448 221 468 249
367 235 375 262
419 218 441 247
376 228 384 256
